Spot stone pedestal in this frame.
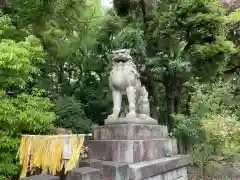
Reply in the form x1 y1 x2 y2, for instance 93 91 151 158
104 116 158 125
66 167 100 180
86 117 190 180
21 175 59 180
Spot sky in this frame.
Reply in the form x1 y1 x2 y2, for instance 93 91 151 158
101 0 113 8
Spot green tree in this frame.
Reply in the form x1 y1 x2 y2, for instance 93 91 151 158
30 0 112 126
54 97 91 133
0 12 55 180
112 0 236 131
1 0 108 127
173 78 240 165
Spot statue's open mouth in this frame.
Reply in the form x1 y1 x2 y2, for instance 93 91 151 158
113 56 128 63
115 59 126 63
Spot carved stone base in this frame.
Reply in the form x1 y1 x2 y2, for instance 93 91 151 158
78 156 190 180
93 124 168 140
87 139 178 163
129 155 190 180
104 116 158 125
84 117 190 180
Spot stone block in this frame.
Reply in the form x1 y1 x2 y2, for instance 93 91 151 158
129 155 191 180
144 174 163 180
88 139 178 163
79 159 102 169
93 124 168 140
22 174 59 180
102 161 129 180
175 177 186 180
104 116 158 125
176 167 188 179
66 167 100 180
162 169 178 180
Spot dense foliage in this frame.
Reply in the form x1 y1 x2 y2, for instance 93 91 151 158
0 0 239 179
0 12 56 179
54 97 91 133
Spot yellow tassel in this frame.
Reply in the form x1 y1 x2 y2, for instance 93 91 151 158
65 135 84 173
18 134 85 179
19 136 30 179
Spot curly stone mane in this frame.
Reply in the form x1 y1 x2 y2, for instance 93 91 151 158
107 49 150 120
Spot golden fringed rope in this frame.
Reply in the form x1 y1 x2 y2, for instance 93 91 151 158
19 136 31 178
18 134 85 179
65 135 84 173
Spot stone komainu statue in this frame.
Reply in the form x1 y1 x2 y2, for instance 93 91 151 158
108 49 150 119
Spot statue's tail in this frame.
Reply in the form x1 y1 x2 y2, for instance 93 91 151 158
138 86 150 116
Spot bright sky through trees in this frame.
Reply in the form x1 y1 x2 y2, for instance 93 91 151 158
102 0 112 8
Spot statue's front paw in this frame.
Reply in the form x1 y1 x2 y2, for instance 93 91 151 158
126 111 137 118
107 114 118 120
139 114 150 119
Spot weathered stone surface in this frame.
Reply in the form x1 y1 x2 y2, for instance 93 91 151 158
175 177 186 180
22 174 59 180
79 159 102 169
142 167 188 180
88 139 177 163
176 167 188 180
105 116 158 125
93 124 168 140
102 161 129 180
107 49 152 120
221 0 240 11
162 167 188 180
144 174 163 180
66 167 100 180
129 155 191 180
87 118 190 179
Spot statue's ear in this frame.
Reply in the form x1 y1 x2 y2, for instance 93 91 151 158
108 53 114 60
112 49 117 54
126 49 131 55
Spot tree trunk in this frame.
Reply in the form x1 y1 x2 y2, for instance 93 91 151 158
165 85 175 132
150 97 158 119
174 95 181 114
140 0 148 32
141 73 159 119
147 82 158 119
57 64 64 94
164 79 183 132
185 94 191 116
173 86 187 154
178 137 185 154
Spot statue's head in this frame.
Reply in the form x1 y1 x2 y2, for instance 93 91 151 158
110 49 132 63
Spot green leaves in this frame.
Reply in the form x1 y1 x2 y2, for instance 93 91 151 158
0 92 55 134
0 21 43 87
148 0 235 82
192 36 235 57
54 96 91 133
0 92 56 179
227 8 240 23
112 26 145 54
173 78 240 165
0 11 56 179
0 12 15 37
0 135 20 179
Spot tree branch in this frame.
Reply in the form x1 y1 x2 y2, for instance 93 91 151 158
224 65 240 74
140 0 148 32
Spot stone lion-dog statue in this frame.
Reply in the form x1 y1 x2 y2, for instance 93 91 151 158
107 49 151 120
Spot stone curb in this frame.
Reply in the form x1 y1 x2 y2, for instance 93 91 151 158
129 155 191 180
